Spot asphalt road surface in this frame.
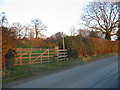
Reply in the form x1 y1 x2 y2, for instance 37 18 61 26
3 56 118 88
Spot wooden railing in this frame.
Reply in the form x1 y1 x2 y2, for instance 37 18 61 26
14 48 54 66
58 49 68 61
54 47 68 61
14 47 68 66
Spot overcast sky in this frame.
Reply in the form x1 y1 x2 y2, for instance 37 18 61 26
0 0 93 37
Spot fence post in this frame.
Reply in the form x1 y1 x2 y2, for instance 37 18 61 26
20 49 22 65
55 46 59 60
29 48 31 64
48 49 49 62
40 48 42 63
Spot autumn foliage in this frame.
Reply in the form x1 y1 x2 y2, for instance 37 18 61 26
89 38 118 56
2 27 18 70
64 36 118 58
17 38 57 48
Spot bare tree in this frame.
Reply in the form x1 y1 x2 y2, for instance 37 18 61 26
22 25 30 39
28 31 35 40
31 19 47 38
0 12 8 27
82 2 119 40
11 22 23 39
116 21 120 41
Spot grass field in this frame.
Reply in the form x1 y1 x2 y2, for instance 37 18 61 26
2 53 116 83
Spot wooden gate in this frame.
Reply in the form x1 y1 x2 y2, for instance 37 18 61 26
14 48 54 66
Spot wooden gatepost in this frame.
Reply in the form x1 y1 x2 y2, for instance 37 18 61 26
54 46 59 60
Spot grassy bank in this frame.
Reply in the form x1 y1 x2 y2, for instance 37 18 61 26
2 53 117 83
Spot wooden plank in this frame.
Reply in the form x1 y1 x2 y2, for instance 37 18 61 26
15 57 29 59
16 48 35 52
58 52 67 54
43 48 54 50
15 60 28 62
16 53 29 55
16 56 40 59
31 52 55 55
16 48 54 51
41 56 52 57
15 58 52 62
17 48 54 51
15 55 54 60
16 51 30 57
58 49 67 51
16 48 29 51
16 49 54 55
58 55 68 58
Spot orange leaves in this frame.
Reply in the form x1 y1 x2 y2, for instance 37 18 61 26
65 36 118 58
18 38 57 48
89 37 118 56
2 27 18 70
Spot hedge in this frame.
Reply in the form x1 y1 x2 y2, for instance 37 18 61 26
61 36 118 58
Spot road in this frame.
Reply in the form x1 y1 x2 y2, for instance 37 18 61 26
3 56 118 88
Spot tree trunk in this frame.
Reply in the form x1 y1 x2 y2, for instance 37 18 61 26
36 31 38 38
105 33 111 40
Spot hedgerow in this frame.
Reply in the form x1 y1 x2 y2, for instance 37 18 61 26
61 36 118 58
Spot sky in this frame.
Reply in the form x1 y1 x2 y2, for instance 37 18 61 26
0 0 92 37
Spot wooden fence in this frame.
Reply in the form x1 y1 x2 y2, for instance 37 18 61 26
58 49 68 61
14 47 68 66
54 47 68 61
14 48 54 66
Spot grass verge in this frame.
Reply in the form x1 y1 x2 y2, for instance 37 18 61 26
2 53 117 83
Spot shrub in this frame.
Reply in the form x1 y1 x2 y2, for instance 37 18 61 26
62 36 93 58
2 26 18 70
60 35 118 58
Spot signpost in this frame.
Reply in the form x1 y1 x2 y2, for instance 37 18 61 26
62 32 65 60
